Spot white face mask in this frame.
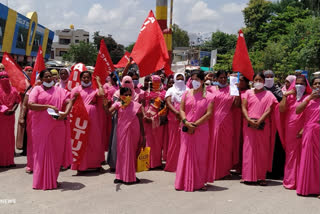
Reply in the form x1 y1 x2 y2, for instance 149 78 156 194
175 80 185 87
254 82 264 90
81 81 92 88
295 85 306 101
43 81 54 88
264 78 274 88
192 80 201 90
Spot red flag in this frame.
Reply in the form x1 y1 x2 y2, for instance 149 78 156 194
131 10 169 77
31 46 46 86
70 96 90 165
114 51 131 68
1 52 29 93
232 30 254 81
92 40 114 89
66 63 87 92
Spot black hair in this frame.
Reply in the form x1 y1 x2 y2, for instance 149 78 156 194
39 70 51 79
296 75 307 85
240 74 250 84
80 71 91 79
216 70 228 78
128 70 139 78
311 77 320 85
191 70 205 81
120 87 132 95
167 74 174 82
253 72 265 81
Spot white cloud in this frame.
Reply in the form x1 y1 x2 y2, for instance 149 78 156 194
190 1 220 22
221 3 247 14
0 0 251 45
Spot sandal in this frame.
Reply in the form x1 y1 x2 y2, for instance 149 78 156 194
198 186 207 191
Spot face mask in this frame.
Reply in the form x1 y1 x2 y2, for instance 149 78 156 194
43 81 54 88
254 82 264 90
133 80 139 87
175 80 185 87
81 81 92 88
264 78 274 88
192 80 201 90
120 95 132 108
212 81 219 86
218 82 228 88
295 85 306 101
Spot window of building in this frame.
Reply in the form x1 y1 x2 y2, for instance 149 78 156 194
59 39 71 45
75 40 79 43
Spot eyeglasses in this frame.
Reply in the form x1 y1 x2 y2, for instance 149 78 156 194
0 67 4 70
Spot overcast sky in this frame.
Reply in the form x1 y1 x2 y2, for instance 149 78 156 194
0 0 277 46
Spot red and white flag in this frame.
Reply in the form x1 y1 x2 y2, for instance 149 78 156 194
70 96 90 165
1 52 29 93
131 10 170 77
114 51 131 68
232 30 254 81
92 39 114 89
66 63 87 92
31 46 46 86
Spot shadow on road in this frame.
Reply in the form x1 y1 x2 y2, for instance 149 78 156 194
0 163 26 173
58 181 86 192
206 184 229 192
73 168 109 177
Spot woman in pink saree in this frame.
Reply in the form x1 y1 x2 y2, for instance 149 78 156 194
241 72 278 185
71 71 105 172
142 75 167 169
107 87 145 184
28 70 73 190
279 75 312 189
164 73 188 172
175 70 213 192
0 70 20 167
295 77 320 197
207 71 241 181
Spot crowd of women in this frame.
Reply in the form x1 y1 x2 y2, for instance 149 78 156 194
0 62 319 198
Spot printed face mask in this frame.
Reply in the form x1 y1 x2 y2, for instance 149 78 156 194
295 85 306 101
120 95 132 107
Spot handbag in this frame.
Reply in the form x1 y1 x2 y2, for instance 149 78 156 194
136 147 151 172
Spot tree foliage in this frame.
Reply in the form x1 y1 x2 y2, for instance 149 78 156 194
209 0 320 79
93 31 125 64
172 24 190 48
62 41 98 66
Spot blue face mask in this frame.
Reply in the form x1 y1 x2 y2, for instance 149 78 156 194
212 81 219 86
133 80 139 87
218 82 228 88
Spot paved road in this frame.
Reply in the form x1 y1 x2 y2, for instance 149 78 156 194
0 155 319 214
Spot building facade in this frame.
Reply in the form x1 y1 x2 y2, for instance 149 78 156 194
52 26 89 61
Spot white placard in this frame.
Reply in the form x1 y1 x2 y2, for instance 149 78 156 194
230 76 239 96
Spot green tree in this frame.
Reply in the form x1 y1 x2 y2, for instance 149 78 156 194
201 56 210 67
172 24 190 48
125 42 135 52
242 0 273 49
202 31 237 54
213 53 234 72
62 41 98 66
93 31 125 64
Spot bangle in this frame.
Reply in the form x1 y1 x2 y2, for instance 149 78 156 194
182 119 187 124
